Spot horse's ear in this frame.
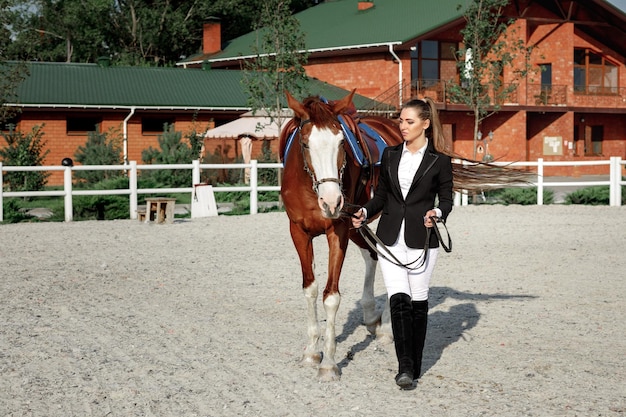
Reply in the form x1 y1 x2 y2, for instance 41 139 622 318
285 90 308 120
332 89 357 114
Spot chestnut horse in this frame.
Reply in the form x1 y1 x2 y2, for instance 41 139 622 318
279 90 403 381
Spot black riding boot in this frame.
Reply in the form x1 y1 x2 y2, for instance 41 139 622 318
411 300 429 380
389 293 415 388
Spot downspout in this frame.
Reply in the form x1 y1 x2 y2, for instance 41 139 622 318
388 44 402 108
123 107 136 165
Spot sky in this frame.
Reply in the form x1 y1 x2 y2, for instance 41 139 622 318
606 0 626 12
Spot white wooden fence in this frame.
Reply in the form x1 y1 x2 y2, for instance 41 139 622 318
1 157 624 222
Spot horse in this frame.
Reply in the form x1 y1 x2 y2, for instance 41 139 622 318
279 89 404 381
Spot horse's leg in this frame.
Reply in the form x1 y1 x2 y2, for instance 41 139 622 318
316 229 349 381
359 247 381 333
289 222 321 367
358 248 393 344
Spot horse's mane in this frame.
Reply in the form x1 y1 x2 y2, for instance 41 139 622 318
302 96 347 126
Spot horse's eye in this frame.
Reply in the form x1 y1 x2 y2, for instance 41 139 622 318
301 142 309 149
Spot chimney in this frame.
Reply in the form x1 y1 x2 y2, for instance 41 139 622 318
358 1 374 11
203 17 221 55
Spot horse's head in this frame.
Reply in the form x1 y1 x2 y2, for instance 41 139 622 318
285 89 357 219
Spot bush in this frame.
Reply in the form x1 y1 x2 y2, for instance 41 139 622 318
141 124 201 187
479 187 554 205
72 177 130 220
0 125 50 192
565 186 610 205
74 130 124 184
1 199 36 223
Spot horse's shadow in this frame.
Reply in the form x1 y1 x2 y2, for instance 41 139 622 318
336 286 537 373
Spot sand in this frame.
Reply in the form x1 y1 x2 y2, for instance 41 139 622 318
1 205 625 417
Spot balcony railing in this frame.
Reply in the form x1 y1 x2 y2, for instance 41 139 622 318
360 79 626 114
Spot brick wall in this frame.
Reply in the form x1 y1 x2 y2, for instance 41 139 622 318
9 111 215 185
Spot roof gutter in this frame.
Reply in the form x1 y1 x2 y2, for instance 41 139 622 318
201 41 403 65
387 43 403 108
8 103 252 112
123 106 135 165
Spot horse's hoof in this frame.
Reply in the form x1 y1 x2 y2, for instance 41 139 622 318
317 366 340 382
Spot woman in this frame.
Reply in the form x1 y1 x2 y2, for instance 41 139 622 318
352 97 453 389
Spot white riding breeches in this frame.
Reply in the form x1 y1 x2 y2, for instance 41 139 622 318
377 237 439 302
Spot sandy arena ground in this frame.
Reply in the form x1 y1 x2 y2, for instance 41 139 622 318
1 205 625 417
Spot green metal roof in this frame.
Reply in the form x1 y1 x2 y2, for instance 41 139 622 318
13 62 377 110
194 0 467 63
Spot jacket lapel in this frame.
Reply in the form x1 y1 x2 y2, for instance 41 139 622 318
387 145 403 198
410 151 439 192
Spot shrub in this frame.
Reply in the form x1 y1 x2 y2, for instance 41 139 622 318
565 186 610 205
141 124 199 187
72 177 130 220
1 199 36 223
0 125 50 192
480 187 553 205
74 129 124 185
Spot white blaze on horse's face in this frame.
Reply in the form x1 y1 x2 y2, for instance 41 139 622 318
307 125 345 218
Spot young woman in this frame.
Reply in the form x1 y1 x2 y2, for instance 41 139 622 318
352 97 453 389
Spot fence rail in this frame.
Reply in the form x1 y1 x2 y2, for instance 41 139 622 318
1 157 624 222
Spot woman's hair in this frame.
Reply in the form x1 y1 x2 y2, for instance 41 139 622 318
401 97 446 154
401 98 531 191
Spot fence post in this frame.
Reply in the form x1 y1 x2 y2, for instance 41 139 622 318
609 156 621 207
64 165 73 222
0 162 3 222
537 158 544 206
192 159 201 185
250 160 258 214
129 161 138 219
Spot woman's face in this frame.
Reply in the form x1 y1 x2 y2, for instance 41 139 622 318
398 107 430 144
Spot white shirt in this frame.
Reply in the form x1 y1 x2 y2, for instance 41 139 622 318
398 141 427 199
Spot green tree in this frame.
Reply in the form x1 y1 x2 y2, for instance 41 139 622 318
73 129 124 185
5 0 318 66
242 0 309 137
0 125 50 192
141 124 197 187
448 0 534 160
1 1 29 124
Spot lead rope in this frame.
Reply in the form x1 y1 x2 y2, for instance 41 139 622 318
342 205 452 270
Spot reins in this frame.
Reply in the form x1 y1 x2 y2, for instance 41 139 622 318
341 204 452 271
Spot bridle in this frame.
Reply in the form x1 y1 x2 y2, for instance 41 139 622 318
341 203 452 270
298 119 346 194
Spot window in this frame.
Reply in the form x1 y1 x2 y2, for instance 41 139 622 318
573 48 618 94
1 115 19 132
67 117 101 134
411 40 458 86
142 117 174 135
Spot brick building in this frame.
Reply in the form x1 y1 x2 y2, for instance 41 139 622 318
180 0 626 177
3 62 371 185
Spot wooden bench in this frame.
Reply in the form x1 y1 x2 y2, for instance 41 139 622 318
140 197 176 224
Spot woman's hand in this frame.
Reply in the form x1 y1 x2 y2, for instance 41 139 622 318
423 209 438 228
352 208 366 228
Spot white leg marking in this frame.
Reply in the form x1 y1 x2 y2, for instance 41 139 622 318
302 279 321 365
318 292 341 381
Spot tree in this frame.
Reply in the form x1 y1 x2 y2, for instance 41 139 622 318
73 129 124 185
448 0 534 160
141 124 199 187
1 0 29 124
242 0 309 137
0 125 50 192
